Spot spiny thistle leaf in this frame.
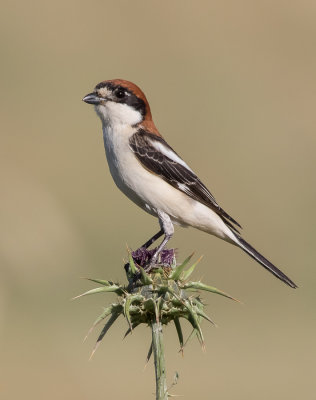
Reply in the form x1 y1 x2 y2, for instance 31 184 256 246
85 278 113 286
183 281 239 302
174 318 184 351
72 285 123 300
182 256 203 281
143 298 156 312
124 296 133 329
84 304 121 342
169 253 194 281
195 308 217 327
123 294 144 330
139 266 153 285
90 311 121 359
183 327 198 349
189 317 204 348
128 251 138 274
166 287 182 301
123 321 141 339
184 300 204 347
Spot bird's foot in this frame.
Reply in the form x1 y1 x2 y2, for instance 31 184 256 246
145 248 176 272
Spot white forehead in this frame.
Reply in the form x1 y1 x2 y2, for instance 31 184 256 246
96 86 110 98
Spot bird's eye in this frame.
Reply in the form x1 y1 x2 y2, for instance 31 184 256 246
114 89 126 99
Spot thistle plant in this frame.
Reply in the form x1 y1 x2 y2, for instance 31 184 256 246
74 248 238 400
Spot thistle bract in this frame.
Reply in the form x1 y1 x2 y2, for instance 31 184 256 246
75 248 237 356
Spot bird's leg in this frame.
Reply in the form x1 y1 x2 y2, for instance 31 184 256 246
148 212 174 268
141 229 164 249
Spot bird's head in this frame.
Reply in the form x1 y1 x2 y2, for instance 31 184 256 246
83 79 154 128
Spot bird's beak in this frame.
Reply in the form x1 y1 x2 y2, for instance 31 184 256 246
82 92 102 105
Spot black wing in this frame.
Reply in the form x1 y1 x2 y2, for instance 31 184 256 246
129 129 241 231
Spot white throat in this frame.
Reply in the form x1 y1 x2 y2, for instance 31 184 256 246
94 101 143 127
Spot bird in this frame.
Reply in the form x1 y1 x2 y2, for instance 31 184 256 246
82 79 297 288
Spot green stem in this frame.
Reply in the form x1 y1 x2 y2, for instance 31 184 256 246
151 319 168 400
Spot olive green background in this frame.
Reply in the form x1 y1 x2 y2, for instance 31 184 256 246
1 1 315 399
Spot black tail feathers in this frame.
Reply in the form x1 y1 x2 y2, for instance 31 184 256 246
235 235 297 289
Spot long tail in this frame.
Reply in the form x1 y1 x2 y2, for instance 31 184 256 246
233 234 297 288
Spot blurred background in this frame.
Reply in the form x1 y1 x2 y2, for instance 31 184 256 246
1 1 315 399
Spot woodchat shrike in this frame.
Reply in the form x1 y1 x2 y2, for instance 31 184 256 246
83 79 297 288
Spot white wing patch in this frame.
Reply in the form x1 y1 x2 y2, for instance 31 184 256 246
177 182 189 191
149 139 194 172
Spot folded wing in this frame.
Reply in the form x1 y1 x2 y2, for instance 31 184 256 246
129 129 241 231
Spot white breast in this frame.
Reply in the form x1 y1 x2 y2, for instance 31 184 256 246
102 123 148 211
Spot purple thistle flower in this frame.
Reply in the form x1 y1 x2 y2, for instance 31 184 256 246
132 247 175 268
